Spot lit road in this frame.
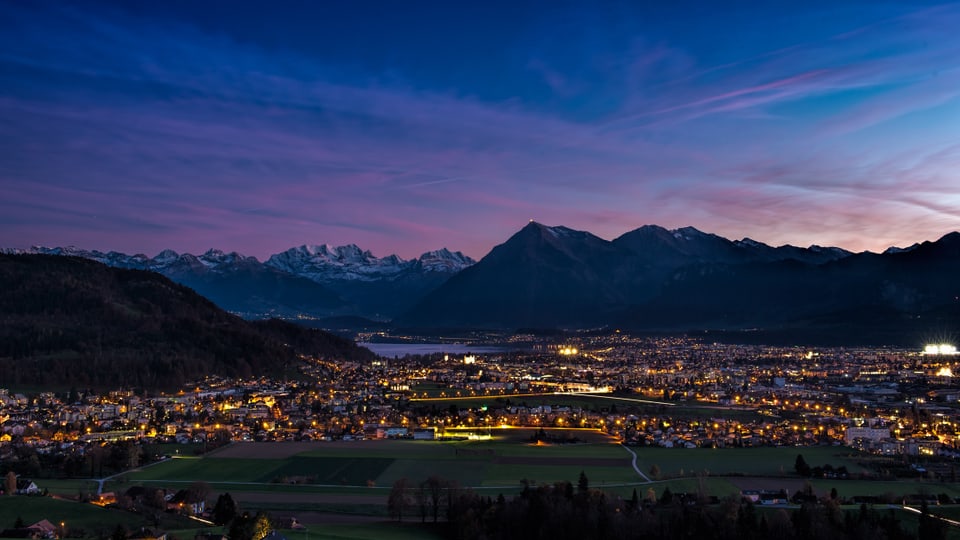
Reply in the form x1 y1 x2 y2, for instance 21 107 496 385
409 390 673 407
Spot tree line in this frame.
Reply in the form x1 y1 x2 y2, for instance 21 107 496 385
387 471 947 540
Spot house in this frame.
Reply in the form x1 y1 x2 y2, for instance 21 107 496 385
93 491 117 506
16 478 40 495
412 428 435 440
274 518 304 530
263 532 287 540
28 520 57 538
167 489 206 515
194 534 227 540
760 491 789 505
128 528 167 540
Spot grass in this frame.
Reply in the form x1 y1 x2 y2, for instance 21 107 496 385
34 479 100 497
632 446 869 477
112 437 960 536
301 522 444 540
269 457 395 485
0 496 202 538
809 479 960 499
376 459 489 487
479 464 637 487
130 457 286 482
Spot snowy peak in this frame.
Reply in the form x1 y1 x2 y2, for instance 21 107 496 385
153 249 179 265
884 243 920 255
671 226 709 240
416 248 476 272
266 244 404 281
265 243 474 282
197 249 257 267
734 238 768 249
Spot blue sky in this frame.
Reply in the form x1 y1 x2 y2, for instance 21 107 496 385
2 1 959 259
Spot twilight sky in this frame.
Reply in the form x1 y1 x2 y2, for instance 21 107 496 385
2 1 960 260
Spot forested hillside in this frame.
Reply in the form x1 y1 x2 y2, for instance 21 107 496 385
0 254 375 390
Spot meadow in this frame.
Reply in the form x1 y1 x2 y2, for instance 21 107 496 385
20 435 960 539
113 437 952 498
117 431 640 492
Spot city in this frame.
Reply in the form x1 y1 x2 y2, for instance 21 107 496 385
5 336 960 471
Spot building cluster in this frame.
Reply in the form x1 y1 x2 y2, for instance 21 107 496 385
2 337 960 469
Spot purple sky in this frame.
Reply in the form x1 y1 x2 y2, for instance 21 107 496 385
3 1 960 260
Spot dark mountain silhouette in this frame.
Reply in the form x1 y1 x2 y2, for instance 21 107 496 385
0 254 376 390
399 224 960 344
398 222 635 328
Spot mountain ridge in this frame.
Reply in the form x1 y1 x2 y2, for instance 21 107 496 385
5 243 475 319
397 223 960 343
0 254 376 390
7 224 958 344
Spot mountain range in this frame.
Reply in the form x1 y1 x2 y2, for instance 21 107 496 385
6 223 959 345
4 244 475 320
396 222 960 345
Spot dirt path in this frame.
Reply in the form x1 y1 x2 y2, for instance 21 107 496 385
620 444 651 482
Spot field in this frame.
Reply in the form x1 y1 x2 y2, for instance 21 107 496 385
118 430 639 493
630 445 870 478
90 435 960 534
0 496 197 537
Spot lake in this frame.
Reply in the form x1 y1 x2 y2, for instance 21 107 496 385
357 342 513 358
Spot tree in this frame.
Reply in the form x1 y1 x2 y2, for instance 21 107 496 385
426 475 445 523
577 470 589 494
794 454 811 477
919 499 947 540
186 481 211 506
228 511 271 540
250 512 271 540
212 492 239 526
110 524 127 540
388 478 410 522
4 471 15 496
649 464 661 480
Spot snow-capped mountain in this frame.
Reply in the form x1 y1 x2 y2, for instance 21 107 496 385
14 246 344 318
9 243 475 320
416 248 476 273
883 243 921 255
265 244 474 282
264 244 475 318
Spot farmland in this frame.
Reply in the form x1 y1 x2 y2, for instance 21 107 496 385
18 435 960 540
110 435 960 512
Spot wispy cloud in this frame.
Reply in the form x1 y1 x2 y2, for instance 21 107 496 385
1 2 959 258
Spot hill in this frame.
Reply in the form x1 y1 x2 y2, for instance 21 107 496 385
0 254 376 390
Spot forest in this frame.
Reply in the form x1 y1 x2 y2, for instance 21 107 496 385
0 254 375 390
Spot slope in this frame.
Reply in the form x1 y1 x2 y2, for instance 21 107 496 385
0 254 375 390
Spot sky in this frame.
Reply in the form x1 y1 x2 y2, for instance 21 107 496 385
2 1 960 261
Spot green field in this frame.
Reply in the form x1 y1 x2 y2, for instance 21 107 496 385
16 435 960 540
103 437 960 532
119 437 638 492
303 522 443 540
631 445 870 478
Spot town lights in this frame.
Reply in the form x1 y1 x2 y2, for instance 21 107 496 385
924 344 958 355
